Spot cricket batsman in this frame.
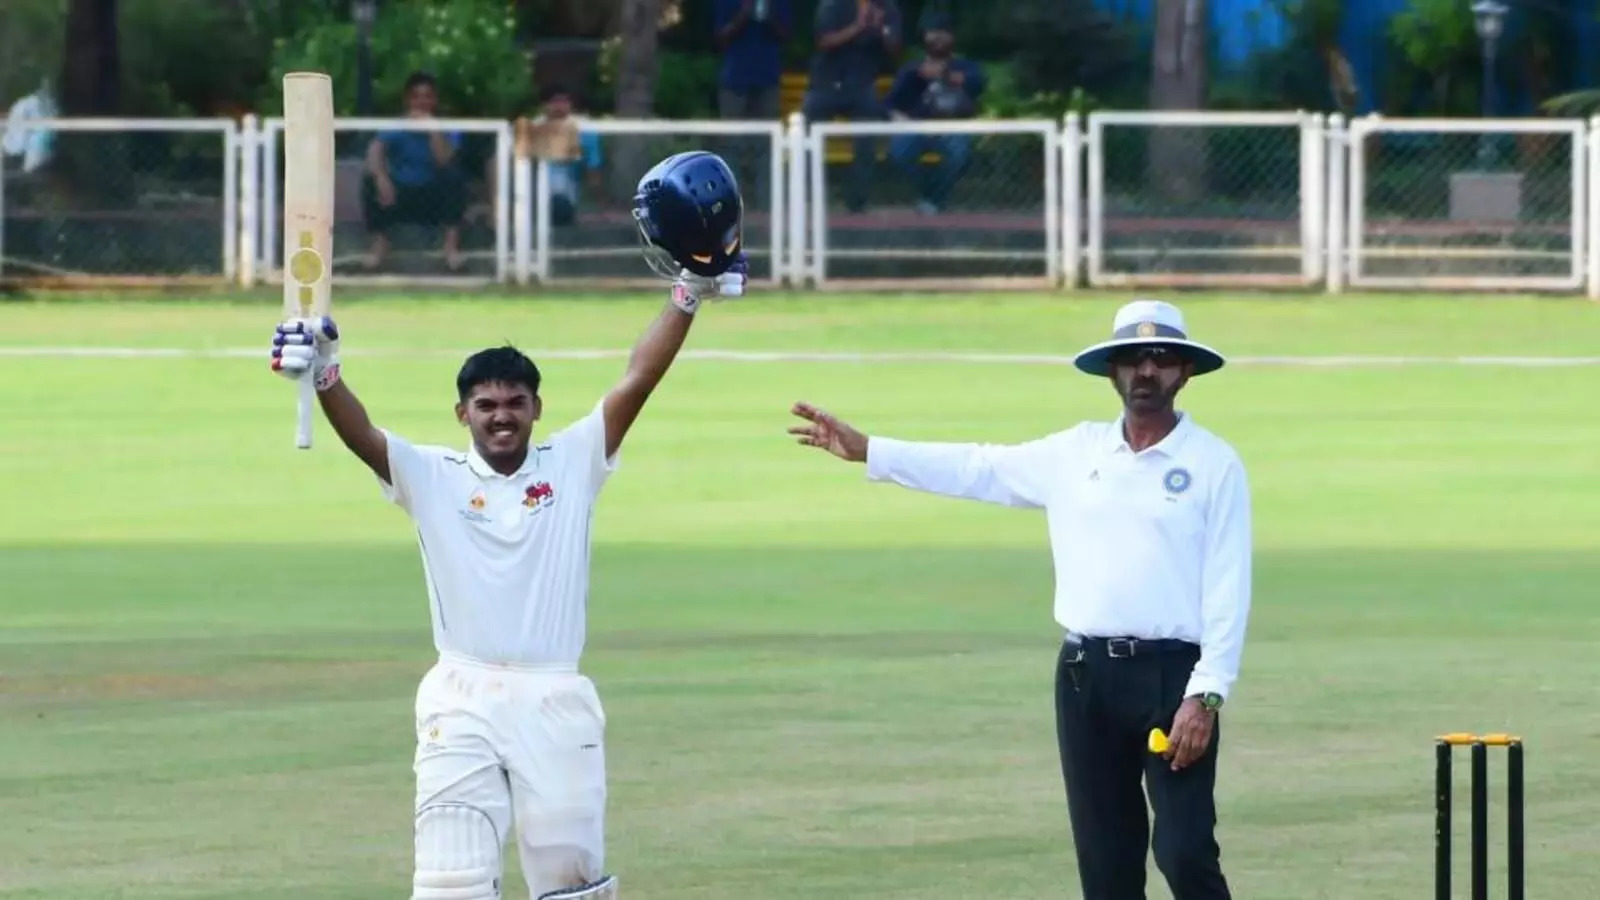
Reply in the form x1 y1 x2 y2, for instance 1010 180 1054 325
267 151 748 899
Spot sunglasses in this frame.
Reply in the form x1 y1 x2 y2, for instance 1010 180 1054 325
1108 346 1186 368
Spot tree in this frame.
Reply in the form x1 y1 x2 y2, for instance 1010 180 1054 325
54 0 132 208
609 0 664 200
1148 0 1207 203
60 0 117 116
614 0 663 117
971 0 1140 105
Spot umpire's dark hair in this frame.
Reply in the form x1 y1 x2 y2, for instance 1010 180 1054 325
456 345 541 400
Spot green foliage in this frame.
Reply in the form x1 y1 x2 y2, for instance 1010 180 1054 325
653 50 720 119
0 0 62 107
121 0 273 116
588 38 714 118
1540 89 1600 118
264 0 535 117
1209 0 1344 112
1389 0 1475 73
589 36 622 113
242 0 345 40
976 62 1098 120
977 0 1142 112
1384 0 1480 116
0 0 320 116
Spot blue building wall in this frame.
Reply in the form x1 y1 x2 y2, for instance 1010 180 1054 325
1094 0 1289 67
1094 0 1600 115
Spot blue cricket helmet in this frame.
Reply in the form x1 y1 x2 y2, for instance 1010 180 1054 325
632 150 744 279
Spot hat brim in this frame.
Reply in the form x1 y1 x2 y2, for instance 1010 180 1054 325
1072 337 1226 377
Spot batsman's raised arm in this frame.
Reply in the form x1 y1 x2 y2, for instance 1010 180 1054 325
271 317 389 481
604 150 749 460
601 267 739 460
789 402 1066 508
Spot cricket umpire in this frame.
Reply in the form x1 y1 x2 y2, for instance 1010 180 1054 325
787 299 1252 900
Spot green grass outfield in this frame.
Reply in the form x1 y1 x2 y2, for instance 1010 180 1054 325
3 290 1599 899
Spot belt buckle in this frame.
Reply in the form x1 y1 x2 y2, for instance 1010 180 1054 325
1106 638 1137 659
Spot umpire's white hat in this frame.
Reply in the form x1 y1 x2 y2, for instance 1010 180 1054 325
1072 299 1226 377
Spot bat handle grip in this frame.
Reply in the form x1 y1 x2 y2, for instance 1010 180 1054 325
295 375 315 449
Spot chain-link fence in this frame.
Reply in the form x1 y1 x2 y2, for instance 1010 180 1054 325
12 112 1600 295
1086 111 1319 288
257 117 511 285
0 118 237 285
805 119 1059 288
517 119 785 287
1345 118 1585 291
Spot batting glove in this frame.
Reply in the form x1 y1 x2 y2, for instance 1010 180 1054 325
271 316 342 392
670 253 748 315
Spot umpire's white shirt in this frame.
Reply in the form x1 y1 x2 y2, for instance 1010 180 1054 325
378 401 616 667
865 412 1252 701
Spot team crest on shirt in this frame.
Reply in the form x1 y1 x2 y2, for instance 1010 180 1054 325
460 489 491 523
523 481 555 511
1162 467 1192 495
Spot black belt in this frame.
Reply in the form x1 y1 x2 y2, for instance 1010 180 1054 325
1064 632 1198 659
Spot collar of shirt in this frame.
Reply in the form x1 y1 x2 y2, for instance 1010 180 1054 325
464 444 542 480
1103 411 1194 457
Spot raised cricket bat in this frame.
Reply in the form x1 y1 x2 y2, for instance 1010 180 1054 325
281 72 335 450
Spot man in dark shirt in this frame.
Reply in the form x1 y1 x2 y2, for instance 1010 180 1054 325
883 12 985 214
804 0 902 212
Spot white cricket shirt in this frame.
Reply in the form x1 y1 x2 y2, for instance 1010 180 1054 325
865 412 1252 701
378 400 617 667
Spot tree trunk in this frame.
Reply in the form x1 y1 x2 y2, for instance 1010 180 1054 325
610 0 663 201
61 0 117 115
55 0 131 209
1148 0 1207 204
615 0 661 116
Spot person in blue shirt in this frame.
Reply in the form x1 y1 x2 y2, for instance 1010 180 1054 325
713 0 792 210
361 71 468 271
883 11 985 215
714 0 791 121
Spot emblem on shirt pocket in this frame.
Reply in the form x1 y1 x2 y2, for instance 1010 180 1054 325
459 489 491 523
419 717 444 753
1162 467 1192 495
524 481 556 511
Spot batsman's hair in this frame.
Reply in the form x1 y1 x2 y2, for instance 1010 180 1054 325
457 345 541 400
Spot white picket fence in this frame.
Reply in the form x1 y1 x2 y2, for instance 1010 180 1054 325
3 110 1600 298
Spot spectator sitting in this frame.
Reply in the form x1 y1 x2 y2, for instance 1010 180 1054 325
521 86 603 227
884 11 985 215
361 71 467 271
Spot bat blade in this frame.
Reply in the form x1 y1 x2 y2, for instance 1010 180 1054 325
281 72 335 450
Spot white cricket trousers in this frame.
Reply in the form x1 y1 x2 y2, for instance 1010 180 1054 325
413 652 608 894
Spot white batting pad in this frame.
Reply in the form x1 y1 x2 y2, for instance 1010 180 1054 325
414 804 502 900
538 874 617 900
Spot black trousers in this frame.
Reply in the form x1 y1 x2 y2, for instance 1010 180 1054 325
801 83 886 211
1054 636 1231 900
361 171 466 236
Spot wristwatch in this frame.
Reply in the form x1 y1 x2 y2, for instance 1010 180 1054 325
1195 691 1224 712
